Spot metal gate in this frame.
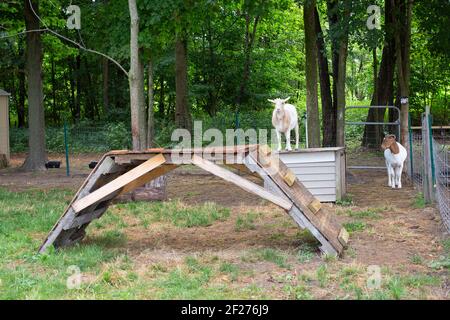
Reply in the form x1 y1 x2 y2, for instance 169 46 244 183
345 105 401 170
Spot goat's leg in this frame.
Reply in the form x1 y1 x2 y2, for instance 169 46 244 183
285 130 292 151
389 166 395 189
294 124 299 150
386 162 392 187
396 165 403 188
276 131 282 152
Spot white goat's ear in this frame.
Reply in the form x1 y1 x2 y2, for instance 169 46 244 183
267 99 275 103
283 97 290 103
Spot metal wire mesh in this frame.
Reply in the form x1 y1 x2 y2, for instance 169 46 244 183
411 129 424 192
433 137 450 232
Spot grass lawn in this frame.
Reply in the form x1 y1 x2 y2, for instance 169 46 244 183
0 187 448 300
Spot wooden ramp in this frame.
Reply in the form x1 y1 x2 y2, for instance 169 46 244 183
39 145 348 256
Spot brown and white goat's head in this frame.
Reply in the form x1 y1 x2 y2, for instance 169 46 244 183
268 97 290 118
381 134 397 150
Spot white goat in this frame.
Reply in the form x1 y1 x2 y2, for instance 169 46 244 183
268 97 299 152
381 134 407 189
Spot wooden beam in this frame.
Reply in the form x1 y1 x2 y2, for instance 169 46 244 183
191 154 293 210
72 154 166 213
38 155 118 253
250 152 344 254
64 207 107 230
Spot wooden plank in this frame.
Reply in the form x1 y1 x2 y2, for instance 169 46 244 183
79 156 117 197
120 164 178 195
289 206 337 256
39 155 118 253
251 152 343 254
72 154 166 213
64 207 107 230
191 154 293 210
338 228 349 247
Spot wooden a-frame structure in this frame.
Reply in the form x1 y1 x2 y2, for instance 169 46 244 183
39 145 348 256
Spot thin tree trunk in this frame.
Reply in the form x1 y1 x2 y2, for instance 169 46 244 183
103 57 109 115
393 0 412 150
372 48 378 95
51 54 58 124
128 0 147 150
304 0 320 148
17 38 26 128
175 34 192 131
17 66 26 128
315 6 335 147
334 1 351 147
147 58 155 148
336 37 348 147
362 0 396 148
159 74 165 118
75 54 81 121
236 14 260 107
22 0 46 171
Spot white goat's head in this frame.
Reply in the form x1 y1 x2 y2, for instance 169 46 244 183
268 97 290 117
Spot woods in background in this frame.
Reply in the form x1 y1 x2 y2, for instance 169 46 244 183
0 0 448 170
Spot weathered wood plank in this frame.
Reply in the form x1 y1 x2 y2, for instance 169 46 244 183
191 154 293 210
64 208 107 230
338 228 349 247
39 155 118 253
251 150 343 254
72 154 166 213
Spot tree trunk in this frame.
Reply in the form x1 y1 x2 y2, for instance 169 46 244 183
236 13 260 108
147 58 155 148
51 54 58 124
372 48 378 95
22 0 46 171
75 54 81 122
17 66 26 128
128 0 147 150
315 6 335 147
362 0 396 148
103 57 109 115
392 0 412 150
304 0 320 148
159 74 165 118
326 0 350 147
175 34 192 131
17 38 26 128
335 37 348 147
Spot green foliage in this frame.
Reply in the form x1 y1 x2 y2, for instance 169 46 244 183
343 221 367 233
104 122 131 150
413 193 426 209
255 248 289 268
235 212 259 232
336 194 354 207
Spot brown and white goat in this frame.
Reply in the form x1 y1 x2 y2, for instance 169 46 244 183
381 134 407 189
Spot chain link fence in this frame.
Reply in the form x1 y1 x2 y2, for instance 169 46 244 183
409 108 450 232
433 137 450 231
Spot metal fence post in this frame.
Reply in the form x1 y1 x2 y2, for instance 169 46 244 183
422 106 434 203
64 122 70 177
408 112 413 178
